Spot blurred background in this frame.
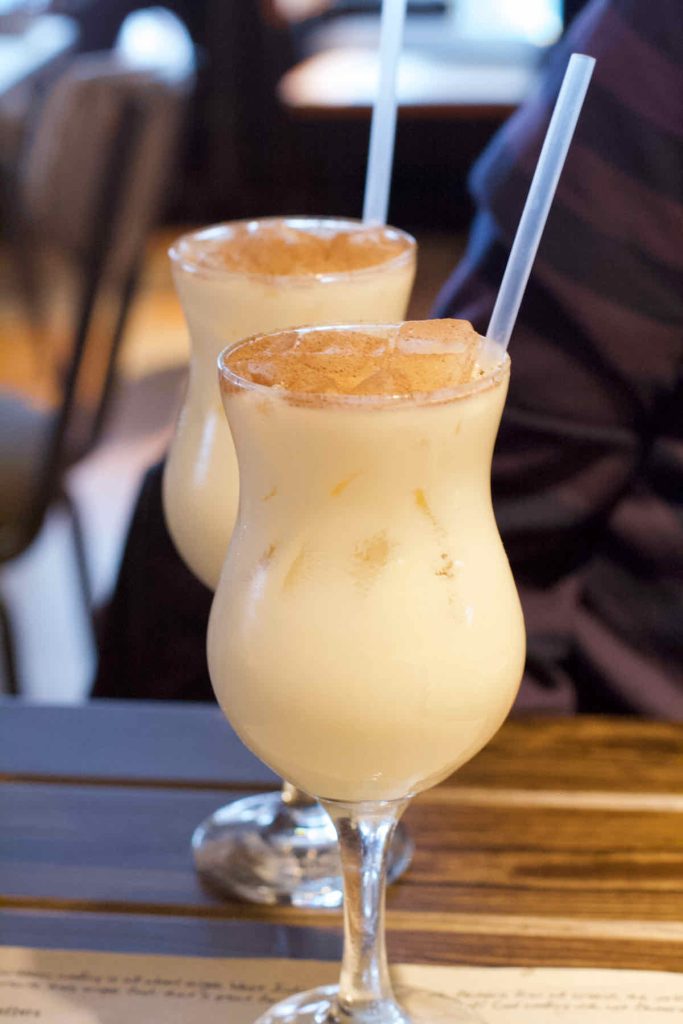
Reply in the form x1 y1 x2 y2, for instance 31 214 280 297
0 0 587 701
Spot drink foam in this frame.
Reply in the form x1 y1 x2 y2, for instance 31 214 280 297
176 219 413 277
223 320 482 397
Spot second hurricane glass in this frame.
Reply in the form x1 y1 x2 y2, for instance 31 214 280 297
163 218 417 905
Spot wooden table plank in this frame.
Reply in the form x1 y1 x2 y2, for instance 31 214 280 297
0 909 341 960
453 718 683 794
385 929 683 972
0 699 276 787
3 701 681 794
0 784 232 910
3 783 682 922
2 911 680 972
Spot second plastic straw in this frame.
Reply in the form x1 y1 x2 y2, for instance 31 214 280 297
362 0 408 225
487 53 596 351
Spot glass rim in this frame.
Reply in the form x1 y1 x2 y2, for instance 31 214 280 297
168 216 417 285
217 324 510 409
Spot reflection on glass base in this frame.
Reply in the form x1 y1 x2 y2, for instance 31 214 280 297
192 792 414 908
253 984 485 1023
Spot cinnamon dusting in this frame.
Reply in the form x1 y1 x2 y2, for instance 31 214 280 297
223 320 482 398
183 220 412 277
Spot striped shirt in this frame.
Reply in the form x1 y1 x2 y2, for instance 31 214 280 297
434 0 683 716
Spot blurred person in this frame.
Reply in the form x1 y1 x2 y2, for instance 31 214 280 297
94 457 211 701
95 0 683 716
434 0 683 715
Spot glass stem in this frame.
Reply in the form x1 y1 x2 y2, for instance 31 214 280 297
322 797 411 1023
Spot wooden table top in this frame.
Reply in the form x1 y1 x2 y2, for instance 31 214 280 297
1 699 682 972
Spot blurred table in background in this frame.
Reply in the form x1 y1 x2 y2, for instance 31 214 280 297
1 699 682 970
279 46 538 120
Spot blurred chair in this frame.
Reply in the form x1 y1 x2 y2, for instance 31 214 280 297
0 11 80 335
0 7 196 694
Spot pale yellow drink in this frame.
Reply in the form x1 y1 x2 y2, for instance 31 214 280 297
163 218 416 590
207 321 525 802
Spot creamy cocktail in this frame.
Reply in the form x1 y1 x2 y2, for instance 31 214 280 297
208 320 524 1022
163 217 415 591
209 320 524 802
163 217 416 906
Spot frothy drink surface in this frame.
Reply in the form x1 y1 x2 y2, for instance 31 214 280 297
224 320 481 396
182 219 412 277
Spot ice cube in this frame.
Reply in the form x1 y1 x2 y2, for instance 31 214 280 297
351 366 412 396
394 319 480 385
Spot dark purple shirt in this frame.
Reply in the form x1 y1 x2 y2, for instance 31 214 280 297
434 0 683 715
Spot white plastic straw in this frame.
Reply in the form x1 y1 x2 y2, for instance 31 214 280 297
362 0 408 225
487 53 595 350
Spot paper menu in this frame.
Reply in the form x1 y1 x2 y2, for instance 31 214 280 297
1 946 682 1023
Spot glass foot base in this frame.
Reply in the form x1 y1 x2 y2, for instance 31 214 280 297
192 792 414 908
253 984 485 1023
